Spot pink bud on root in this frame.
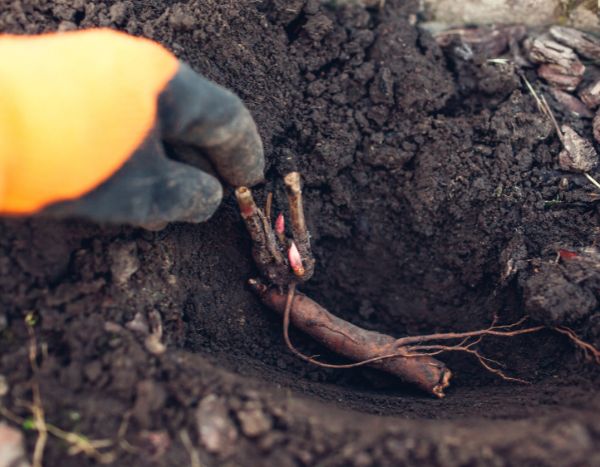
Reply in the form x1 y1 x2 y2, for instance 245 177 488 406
288 241 305 277
275 213 285 235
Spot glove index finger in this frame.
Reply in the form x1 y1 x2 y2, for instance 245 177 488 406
159 63 265 187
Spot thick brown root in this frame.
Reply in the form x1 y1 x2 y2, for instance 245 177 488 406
249 281 452 398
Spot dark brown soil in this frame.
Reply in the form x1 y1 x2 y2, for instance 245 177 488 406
1 1 600 466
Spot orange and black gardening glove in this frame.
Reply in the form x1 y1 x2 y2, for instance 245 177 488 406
0 29 264 229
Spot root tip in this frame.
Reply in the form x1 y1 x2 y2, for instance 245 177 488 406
432 368 452 398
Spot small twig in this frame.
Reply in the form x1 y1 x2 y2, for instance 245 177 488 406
584 172 600 191
179 429 202 467
236 186 285 268
521 73 546 115
283 172 315 280
520 73 565 143
1 323 120 465
1 404 116 464
540 94 564 143
264 192 273 221
26 326 48 467
521 70 600 184
487 58 511 64
283 173 308 244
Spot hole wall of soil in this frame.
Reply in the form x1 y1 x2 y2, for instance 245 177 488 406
1 1 599 466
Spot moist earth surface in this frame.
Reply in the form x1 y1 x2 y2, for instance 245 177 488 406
1 1 599 466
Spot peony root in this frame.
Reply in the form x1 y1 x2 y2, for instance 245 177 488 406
237 173 600 398
249 280 452 398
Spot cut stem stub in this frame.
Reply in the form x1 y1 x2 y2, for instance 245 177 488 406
235 172 315 286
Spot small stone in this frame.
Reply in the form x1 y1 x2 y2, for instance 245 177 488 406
307 80 327 97
57 21 77 32
196 395 238 455
559 177 569 190
83 361 102 382
52 5 76 21
125 312 149 334
303 14 333 42
558 125 598 173
0 423 30 467
237 409 272 438
108 241 139 285
169 4 196 30
369 67 394 105
109 2 129 24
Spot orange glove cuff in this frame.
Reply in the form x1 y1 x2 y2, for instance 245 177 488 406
0 29 178 213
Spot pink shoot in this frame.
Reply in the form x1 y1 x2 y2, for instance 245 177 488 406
288 241 305 277
275 213 285 235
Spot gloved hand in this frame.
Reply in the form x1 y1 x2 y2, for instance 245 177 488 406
0 29 264 229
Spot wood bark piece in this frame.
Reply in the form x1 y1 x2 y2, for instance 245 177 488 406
538 64 584 91
559 125 598 172
527 35 586 91
549 88 594 118
527 35 584 70
549 26 600 61
593 113 600 145
579 80 600 109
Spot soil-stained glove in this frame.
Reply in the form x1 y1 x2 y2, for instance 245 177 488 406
0 29 264 229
